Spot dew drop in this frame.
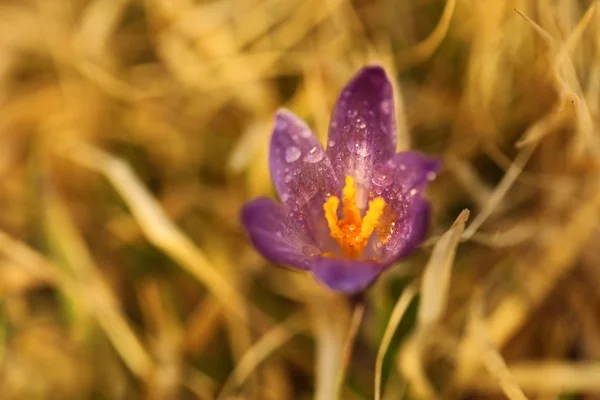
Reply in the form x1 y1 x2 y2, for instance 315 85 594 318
372 170 393 186
285 146 301 162
384 234 395 248
355 142 371 157
346 138 371 157
276 118 288 130
299 126 312 138
328 139 336 147
409 188 417 196
281 193 290 202
347 109 358 118
427 171 437 181
302 245 320 256
356 118 366 129
303 146 324 163
284 174 292 183
380 100 391 114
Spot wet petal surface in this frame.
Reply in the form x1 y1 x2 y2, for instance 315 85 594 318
326 66 397 210
241 197 315 270
369 152 441 263
270 109 339 244
311 257 386 294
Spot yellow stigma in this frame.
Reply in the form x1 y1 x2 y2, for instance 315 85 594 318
323 176 388 259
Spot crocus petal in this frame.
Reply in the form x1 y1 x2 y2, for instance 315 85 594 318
371 151 441 263
311 257 386 294
269 109 339 244
326 66 397 210
241 197 315 270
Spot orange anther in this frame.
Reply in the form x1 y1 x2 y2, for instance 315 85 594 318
323 176 388 259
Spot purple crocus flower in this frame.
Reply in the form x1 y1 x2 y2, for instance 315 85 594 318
241 66 440 294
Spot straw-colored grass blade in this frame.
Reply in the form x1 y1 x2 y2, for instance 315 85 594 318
218 312 306 399
375 284 417 400
398 210 469 399
58 141 246 320
418 209 469 326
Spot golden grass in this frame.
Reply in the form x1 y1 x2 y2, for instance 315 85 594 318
1 0 600 399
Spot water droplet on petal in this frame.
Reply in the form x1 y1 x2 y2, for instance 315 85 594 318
409 188 417 196
372 170 393 186
302 245 320 256
355 142 371 157
427 171 437 181
357 118 366 129
303 146 324 163
328 139 336 147
299 126 311 138
380 100 391 114
277 119 288 130
346 139 371 157
347 109 357 118
284 174 292 183
281 193 290 202
285 146 301 162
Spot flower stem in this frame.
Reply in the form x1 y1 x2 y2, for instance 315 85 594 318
312 292 365 400
313 293 349 400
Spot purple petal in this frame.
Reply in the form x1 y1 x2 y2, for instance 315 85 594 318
326 66 397 210
371 152 441 263
241 197 315 270
269 109 339 245
311 257 386 294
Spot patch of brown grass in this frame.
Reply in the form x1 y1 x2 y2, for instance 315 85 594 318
0 0 599 399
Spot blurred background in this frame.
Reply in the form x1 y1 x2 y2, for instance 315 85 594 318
1 0 600 399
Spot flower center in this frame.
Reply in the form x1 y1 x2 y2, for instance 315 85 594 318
323 176 389 259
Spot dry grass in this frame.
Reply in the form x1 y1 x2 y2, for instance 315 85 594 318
0 0 600 399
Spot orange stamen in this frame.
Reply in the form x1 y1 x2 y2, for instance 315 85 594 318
323 176 389 259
